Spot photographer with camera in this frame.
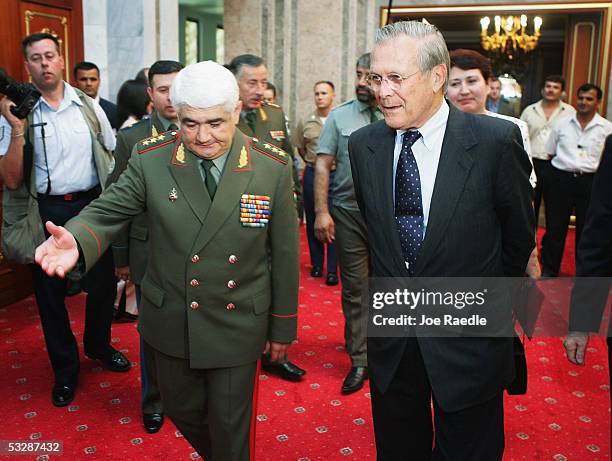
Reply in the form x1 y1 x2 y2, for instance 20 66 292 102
0 32 129 408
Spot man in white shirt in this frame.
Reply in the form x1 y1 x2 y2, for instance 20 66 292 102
0 32 128 408
541 83 612 277
520 75 575 226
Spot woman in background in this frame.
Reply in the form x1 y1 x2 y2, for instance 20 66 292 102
116 78 151 129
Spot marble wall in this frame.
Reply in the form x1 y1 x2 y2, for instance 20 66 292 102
83 0 179 103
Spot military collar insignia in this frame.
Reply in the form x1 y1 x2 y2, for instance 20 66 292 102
175 143 186 164
171 134 187 166
151 125 159 137
238 146 249 168
258 107 268 121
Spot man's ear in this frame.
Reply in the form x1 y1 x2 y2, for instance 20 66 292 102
431 64 447 93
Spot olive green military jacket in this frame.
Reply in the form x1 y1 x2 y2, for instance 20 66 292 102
237 102 293 154
106 112 168 284
66 129 299 369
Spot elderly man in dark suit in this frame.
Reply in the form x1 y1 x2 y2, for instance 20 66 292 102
349 21 534 460
33 61 299 461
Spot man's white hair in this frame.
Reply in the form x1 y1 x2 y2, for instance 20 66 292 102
170 61 239 114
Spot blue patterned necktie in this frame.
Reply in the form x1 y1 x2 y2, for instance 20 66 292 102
395 130 423 274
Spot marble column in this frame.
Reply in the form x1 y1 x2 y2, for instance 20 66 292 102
224 0 377 127
83 0 179 103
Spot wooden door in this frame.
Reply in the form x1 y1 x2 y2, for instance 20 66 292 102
0 0 83 307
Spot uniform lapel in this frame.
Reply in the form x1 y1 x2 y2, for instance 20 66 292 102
413 106 476 275
167 134 211 224
151 112 167 136
193 131 254 252
366 121 409 275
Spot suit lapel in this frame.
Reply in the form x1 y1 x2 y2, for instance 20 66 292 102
193 131 254 252
167 133 211 224
367 121 409 275
414 106 476 274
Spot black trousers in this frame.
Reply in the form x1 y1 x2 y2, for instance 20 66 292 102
32 191 116 387
303 165 337 272
541 167 595 276
532 158 552 227
370 339 504 461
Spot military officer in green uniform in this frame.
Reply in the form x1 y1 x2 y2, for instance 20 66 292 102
34 61 299 461
106 60 183 434
228 53 306 382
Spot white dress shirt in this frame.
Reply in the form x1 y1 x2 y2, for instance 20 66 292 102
486 111 537 188
393 100 449 238
0 82 115 194
546 113 612 173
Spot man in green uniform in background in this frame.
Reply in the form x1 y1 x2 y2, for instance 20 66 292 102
106 59 183 434
228 53 307 382
34 61 299 461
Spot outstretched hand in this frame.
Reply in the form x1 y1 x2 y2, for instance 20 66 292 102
34 221 79 278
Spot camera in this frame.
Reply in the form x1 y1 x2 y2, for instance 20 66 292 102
0 67 41 119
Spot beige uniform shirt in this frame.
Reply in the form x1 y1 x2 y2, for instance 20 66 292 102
520 100 575 160
293 110 323 166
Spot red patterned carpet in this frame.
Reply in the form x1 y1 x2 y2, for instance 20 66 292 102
1 227 609 460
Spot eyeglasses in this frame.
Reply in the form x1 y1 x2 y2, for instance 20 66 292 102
366 70 420 91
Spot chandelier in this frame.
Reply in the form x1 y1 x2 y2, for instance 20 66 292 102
480 15 542 59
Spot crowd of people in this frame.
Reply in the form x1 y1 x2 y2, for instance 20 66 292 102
0 19 611 460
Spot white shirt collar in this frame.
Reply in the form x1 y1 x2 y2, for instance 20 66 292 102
395 99 449 151
34 81 83 112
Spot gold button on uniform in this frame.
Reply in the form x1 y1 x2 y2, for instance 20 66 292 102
226 303 236 310
190 279 199 287
228 255 238 264
191 255 200 263
227 280 237 289
190 301 199 310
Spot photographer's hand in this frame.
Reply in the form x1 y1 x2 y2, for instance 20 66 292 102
0 97 26 188
0 97 25 133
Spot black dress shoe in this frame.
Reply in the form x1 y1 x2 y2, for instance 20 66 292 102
87 349 131 372
341 367 368 395
66 280 82 297
143 413 164 434
310 266 323 277
326 272 339 286
113 311 138 323
262 360 306 382
52 384 75 407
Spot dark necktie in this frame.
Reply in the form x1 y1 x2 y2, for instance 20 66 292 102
244 111 257 133
368 107 378 123
395 130 423 275
201 159 217 199
168 123 178 131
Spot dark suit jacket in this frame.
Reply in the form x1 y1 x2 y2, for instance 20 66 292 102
487 97 515 117
106 113 167 284
569 134 612 333
348 104 535 412
99 97 119 130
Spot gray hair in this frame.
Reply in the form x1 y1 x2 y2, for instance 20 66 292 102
375 20 450 90
171 61 239 114
356 53 371 70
